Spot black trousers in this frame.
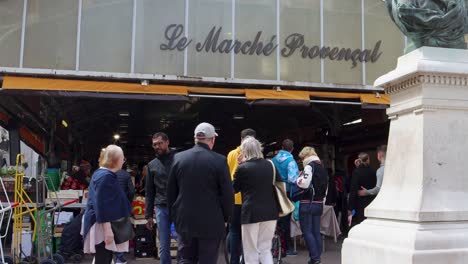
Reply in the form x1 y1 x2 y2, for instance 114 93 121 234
95 242 114 264
278 213 293 251
229 205 243 264
178 237 221 264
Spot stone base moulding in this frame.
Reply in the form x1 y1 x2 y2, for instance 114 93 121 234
342 47 468 264
343 219 468 264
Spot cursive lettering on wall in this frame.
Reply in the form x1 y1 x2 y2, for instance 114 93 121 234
160 24 383 68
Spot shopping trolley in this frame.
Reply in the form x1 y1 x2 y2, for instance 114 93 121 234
34 199 77 264
11 154 38 264
0 172 20 264
10 154 78 264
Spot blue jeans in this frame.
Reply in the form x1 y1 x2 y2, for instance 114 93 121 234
156 206 172 264
114 252 125 261
229 205 242 264
299 203 323 262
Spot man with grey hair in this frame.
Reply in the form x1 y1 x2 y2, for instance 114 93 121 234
167 122 234 264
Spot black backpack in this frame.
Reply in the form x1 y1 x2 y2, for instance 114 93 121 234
291 161 328 202
310 161 329 201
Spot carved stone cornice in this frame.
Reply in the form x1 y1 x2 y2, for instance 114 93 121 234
387 100 468 118
384 73 468 95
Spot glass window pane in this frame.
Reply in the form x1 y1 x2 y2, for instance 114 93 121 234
135 0 184 75
80 0 133 73
20 141 39 178
188 0 231 78
23 0 78 70
235 0 276 80
365 0 404 85
0 126 10 167
324 0 362 85
0 0 23 67
280 0 321 82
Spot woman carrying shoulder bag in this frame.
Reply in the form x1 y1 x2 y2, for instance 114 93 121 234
82 145 133 264
233 136 281 264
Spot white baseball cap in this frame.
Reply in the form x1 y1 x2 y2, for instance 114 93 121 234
194 122 218 138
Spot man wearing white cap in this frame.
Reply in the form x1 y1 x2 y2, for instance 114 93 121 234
167 122 234 264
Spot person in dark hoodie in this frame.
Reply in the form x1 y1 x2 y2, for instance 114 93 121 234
145 132 176 264
348 152 376 227
114 165 135 264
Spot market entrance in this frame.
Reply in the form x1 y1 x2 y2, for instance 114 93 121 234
0 90 388 172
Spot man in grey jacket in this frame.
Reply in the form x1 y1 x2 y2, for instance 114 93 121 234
145 132 176 264
358 145 386 197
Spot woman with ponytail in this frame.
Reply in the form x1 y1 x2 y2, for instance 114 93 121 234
347 153 376 227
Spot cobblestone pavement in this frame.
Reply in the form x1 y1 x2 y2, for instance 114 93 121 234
80 237 342 264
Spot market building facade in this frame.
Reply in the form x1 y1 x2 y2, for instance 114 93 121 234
0 0 403 174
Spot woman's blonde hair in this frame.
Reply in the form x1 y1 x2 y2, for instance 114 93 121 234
240 136 264 161
299 146 318 160
99 145 124 169
354 152 370 167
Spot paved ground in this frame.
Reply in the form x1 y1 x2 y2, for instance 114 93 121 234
80 237 342 264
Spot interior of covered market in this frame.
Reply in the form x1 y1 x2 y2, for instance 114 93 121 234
0 79 389 176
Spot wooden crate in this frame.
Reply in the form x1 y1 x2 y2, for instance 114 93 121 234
20 222 32 231
47 190 81 199
156 237 178 259
133 214 146 220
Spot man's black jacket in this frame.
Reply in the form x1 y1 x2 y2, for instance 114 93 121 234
145 150 175 218
167 143 234 240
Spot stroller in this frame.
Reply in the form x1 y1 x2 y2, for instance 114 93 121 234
56 211 85 263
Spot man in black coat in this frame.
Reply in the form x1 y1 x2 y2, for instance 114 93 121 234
167 122 234 264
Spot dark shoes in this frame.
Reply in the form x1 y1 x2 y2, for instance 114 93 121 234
308 260 321 264
286 249 298 256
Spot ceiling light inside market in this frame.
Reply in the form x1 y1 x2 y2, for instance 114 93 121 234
343 119 362 126
113 134 120 140
120 124 128 128
233 114 244 120
119 112 130 117
61 120 68 127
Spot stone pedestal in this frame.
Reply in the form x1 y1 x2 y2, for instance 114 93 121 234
342 47 468 264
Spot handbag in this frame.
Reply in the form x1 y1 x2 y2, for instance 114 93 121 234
289 183 304 202
111 217 135 244
268 160 295 217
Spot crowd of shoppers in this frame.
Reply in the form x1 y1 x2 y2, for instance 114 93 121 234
81 121 387 264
